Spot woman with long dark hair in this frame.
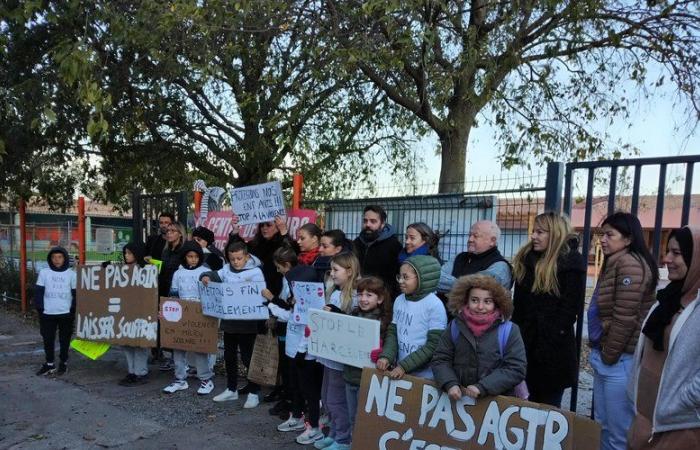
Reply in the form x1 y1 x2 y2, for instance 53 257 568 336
588 212 658 450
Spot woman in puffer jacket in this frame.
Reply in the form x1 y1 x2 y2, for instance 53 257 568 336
432 274 526 400
588 212 658 450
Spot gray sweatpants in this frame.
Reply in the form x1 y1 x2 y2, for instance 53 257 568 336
123 346 149 376
173 350 213 381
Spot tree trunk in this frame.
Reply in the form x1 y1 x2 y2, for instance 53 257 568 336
437 120 472 193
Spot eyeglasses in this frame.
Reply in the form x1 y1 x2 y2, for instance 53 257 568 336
396 275 416 282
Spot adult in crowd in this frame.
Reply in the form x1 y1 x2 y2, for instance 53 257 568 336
627 226 700 449
399 222 441 264
353 205 402 294
438 220 512 292
511 212 587 407
588 212 658 450
157 221 186 370
192 225 225 271
145 212 174 262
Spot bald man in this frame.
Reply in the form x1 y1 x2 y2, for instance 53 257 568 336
438 220 512 292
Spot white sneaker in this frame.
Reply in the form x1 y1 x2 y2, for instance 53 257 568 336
296 426 324 445
197 379 214 395
277 414 306 432
213 388 239 402
243 393 260 409
163 379 188 393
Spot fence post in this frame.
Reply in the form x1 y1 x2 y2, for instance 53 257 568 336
78 196 86 265
19 198 27 314
194 191 203 224
544 162 565 213
292 173 304 210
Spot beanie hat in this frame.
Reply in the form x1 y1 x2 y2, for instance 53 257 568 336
192 226 215 246
402 255 441 301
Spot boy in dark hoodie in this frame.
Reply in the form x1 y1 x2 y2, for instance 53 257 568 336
35 247 76 376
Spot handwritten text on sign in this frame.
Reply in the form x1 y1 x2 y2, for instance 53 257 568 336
76 264 159 348
229 181 285 225
352 369 600 450
160 298 218 353
291 281 325 325
199 280 269 320
307 309 380 368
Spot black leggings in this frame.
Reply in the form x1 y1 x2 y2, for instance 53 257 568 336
223 332 259 393
290 355 323 427
39 313 74 363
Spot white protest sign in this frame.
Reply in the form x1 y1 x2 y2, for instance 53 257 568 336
199 280 269 320
307 309 380 368
229 181 286 226
291 281 325 325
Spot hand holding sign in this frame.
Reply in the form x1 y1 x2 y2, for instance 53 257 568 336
291 282 325 325
229 181 285 226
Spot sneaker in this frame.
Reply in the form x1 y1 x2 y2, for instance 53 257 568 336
197 379 214 395
118 374 137 386
36 363 56 376
56 362 67 375
163 379 188 393
263 386 283 403
296 426 324 445
132 374 149 385
237 384 252 395
159 359 173 371
277 414 306 432
326 443 350 450
269 399 291 416
213 388 239 402
313 436 335 449
243 393 260 409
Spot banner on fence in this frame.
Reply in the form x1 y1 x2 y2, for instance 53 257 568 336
159 298 218 353
196 209 317 250
75 264 159 348
200 280 269 320
352 369 600 450
291 281 325 325
307 309 380 368
229 181 285 225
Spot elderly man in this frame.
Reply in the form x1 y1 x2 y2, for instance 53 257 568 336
438 220 512 292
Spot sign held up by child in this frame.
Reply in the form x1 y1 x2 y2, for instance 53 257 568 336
352 369 600 450
307 308 380 368
199 280 269 320
76 264 159 348
160 297 218 354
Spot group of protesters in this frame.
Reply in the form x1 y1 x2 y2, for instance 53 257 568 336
34 204 700 449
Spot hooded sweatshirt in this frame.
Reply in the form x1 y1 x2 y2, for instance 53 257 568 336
169 241 208 300
353 223 403 295
35 247 76 314
123 241 147 267
379 255 447 379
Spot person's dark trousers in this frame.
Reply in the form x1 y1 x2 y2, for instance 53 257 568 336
292 354 323 427
528 386 565 408
39 312 74 363
277 337 293 401
223 332 260 393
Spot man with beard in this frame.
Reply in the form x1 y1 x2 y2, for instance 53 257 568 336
438 220 512 292
145 212 174 262
353 205 403 295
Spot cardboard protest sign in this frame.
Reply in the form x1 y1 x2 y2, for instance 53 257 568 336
196 209 317 250
76 264 159 348
352 369 600 450
200 280 269 320
307 309 380 368
247 330 279 386
159 297 219 353
229 181 285 225
291 281 325 325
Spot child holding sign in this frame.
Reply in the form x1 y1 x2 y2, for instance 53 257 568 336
163 242 215 395
35 247 76 376
201 241 265 408
376 255 446 380
312 253 360 450
343 276 392 437
431 274 527 401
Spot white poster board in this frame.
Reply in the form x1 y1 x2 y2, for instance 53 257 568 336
199 280 269 320
229 181 286 225
307 308 380 368
291 281 325 325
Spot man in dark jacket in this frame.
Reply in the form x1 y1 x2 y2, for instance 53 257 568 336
438 220 512 292
145 212 174 262
353 205 402 295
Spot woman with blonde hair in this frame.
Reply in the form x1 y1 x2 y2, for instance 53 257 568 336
511 211 587 407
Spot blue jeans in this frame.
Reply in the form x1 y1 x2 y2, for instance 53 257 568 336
345 383 360 437
590 348 635 450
